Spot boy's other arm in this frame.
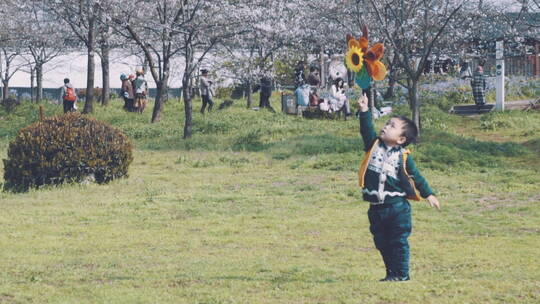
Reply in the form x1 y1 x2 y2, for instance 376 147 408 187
406 155 441 210
357 94 377 151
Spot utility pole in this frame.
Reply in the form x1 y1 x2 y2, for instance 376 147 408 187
495 40 505 111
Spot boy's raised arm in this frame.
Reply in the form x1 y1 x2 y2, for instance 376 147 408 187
357 93 377 151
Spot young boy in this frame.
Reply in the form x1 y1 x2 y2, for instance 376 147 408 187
357 93 440 281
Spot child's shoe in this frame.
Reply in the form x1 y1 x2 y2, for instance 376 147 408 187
379 269 394 282
383 275 410 282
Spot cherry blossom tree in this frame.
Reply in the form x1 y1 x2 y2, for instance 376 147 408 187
45 0 102 113
16 1 67 102
216 1 309 109
105 0 243 138
176 1 246 138
0 1 27 100
362 0 468 131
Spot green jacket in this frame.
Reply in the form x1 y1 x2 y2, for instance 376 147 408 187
358 110 434 204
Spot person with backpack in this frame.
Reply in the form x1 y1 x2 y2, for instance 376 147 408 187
133 69 148 114
120 74 134 111
60 78 77 113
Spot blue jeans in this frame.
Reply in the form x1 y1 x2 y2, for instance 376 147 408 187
368 199 412 278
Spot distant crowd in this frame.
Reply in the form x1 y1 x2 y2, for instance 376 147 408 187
60 70 148 114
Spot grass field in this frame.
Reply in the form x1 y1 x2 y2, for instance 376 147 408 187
1 95 539 303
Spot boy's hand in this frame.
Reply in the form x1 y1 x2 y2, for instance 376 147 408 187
357 93 369 112
426 195 441 210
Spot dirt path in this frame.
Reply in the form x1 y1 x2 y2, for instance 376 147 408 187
504 99 538 110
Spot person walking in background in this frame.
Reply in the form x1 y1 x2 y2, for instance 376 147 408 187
120 74 134 112
471 65 486 106
60 78 77 113
259 75 275 112
199 69 214 114
133 69 148 114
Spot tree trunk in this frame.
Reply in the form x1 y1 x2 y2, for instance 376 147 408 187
408 79 421 135
320 47 325 88
36 63 43 103
151 57 169 123
2 80 8 100
83 16 96 114
183 43 193 139
246 80 252 108
152 81 163 122
152 79 169 123
182 74 193 139
259 78 267 108
100 40 110 106
384 77 396 100
30 68 35 103
384 54 399 100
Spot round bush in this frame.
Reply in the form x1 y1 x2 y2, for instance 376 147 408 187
3 112 133 192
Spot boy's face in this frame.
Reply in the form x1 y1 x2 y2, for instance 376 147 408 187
380 117 407 147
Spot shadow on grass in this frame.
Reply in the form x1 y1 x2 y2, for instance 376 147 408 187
414 129 532 170
214 273 338 285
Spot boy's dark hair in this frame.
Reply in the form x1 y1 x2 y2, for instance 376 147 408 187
394 115 418 147
64 78 70 84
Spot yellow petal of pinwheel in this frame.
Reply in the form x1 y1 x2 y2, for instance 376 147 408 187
345 46 364 73
348 39 360 49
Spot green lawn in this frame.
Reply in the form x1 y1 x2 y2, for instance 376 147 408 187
1 96 539 303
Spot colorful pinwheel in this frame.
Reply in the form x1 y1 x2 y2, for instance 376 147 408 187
345 26 387 89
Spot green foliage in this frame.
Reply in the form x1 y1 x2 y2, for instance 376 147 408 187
480 110 540 131
0 98 20 112
274 55 304 86
3 112 133 192
0 93 539 303
421 90 471 111
505 78 540 100
0 102 57 140
418 105 459 131
413 129 530 171
232 128 265 151
214 86 234 99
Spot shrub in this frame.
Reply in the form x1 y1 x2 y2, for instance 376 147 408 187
214 86 234 99
3 112 133 192
479 111 539 131
1 98 21 112
232 128 265 151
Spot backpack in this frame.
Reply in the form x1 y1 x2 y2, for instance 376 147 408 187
64 86 76 102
